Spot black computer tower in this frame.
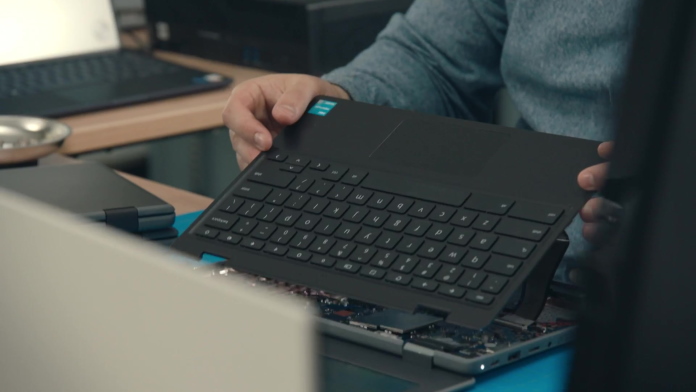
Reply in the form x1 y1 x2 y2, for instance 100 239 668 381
145 0 414 75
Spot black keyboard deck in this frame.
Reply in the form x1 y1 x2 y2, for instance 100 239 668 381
0 51 182 98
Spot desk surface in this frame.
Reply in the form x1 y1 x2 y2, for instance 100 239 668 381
57 51 272 155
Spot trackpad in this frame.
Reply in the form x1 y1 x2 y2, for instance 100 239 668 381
370 118 510 177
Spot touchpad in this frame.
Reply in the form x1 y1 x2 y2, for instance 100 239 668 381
370 118 510 177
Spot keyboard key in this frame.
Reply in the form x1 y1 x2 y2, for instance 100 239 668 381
309 236 336 254
219 197 244 213
290 177 314 192
484 255 523 276
196 227 219 239
384 216 411 232
447 229 475 246
295 215 321 231
375 232 402 249
218 233 242 244
304 199 330 214
323 166 348 181
414 261 442 278
336 261 361 274
495 218 548 241
330 242 356 259
464 194 514 215
335 223 360 240
343 170 368 185
266 190 291 205
461 251 489 269
471 214 500 232
281 164 303 173
350 245 377 264
387 197 414 213
285 193 311 209
324 202 349 218
429 206 455 222
439 246 467 264
482 276 508 294
239 201 263 218
234 183 272 201
311 256 335 267
386 272 412 285
364 210 390 227
408 202 435 218
509 201 564 224
347 189 373 205
288 156 310 166
367 193 393 210
241 238 264 250
396 238 423 255
267 152 287 162
458 271 487 289
355 228 381 245
251 224 276 240
205 214 238 230
361 267 386 280
248 169 295 188
290 232 315 249
232 218 257 235
315 219 341 236
308 181 334 197
288 249 312 262
412 278 439 292
309 161 330 171
271 228 296 245
417 242 445 259
435 265 465 283
466 292 494 305
345 206 369 223
277 211 301 227
425 224 452 241
439 285 466 299
404 220 431 237
328 185 353 201
470 233 498 251
264 244 288 256
371 251 399 268
451 210 478 227
258 205 282 222
493 237 536 259
392 256 420 273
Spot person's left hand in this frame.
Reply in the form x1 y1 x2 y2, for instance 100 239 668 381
577 142 614 241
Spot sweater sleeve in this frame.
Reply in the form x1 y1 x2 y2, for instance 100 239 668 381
323 0 508 122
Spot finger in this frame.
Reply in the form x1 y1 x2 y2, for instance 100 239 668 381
223 89 274 151
580 197 604 223
236 153 249 171
577 162 609 191
598 141 613 159
231 132 261 164
582 222 601 242
272 78 321 125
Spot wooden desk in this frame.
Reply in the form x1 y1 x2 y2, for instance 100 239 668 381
57 52 272 155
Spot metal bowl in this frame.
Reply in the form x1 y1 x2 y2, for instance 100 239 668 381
0 116 72 165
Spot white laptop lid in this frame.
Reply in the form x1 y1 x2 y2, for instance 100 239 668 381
0 188 316 392
0 0 121 66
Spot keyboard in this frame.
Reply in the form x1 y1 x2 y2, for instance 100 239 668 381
185 151 567 327
0 51 182 98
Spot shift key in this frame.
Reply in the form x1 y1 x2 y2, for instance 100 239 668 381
248 169 295 188
234 183 272 201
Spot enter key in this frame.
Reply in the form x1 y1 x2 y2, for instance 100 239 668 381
494 218 548 242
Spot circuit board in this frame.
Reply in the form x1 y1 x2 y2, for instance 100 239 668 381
205 265 577 361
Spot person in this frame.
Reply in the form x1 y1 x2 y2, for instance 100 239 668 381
223 1 640 284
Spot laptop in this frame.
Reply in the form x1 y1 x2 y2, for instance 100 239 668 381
0 0 231 117
172 98 601 376
0 188 315 392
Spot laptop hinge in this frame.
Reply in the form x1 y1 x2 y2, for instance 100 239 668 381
403 343 434 369
104 206 139 233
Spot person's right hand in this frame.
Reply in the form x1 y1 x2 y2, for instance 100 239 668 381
224 74 350 170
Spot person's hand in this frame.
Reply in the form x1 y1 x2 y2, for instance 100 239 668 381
577 142 614 241
224 74 350 170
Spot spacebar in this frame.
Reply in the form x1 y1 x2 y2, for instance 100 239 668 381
361 173 470 207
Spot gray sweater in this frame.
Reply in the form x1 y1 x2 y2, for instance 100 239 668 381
323 0 640 283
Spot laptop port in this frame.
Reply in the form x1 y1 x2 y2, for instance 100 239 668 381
508 351 521 361
529 346 540 353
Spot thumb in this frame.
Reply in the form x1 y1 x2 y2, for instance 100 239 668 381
272 79 321 125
